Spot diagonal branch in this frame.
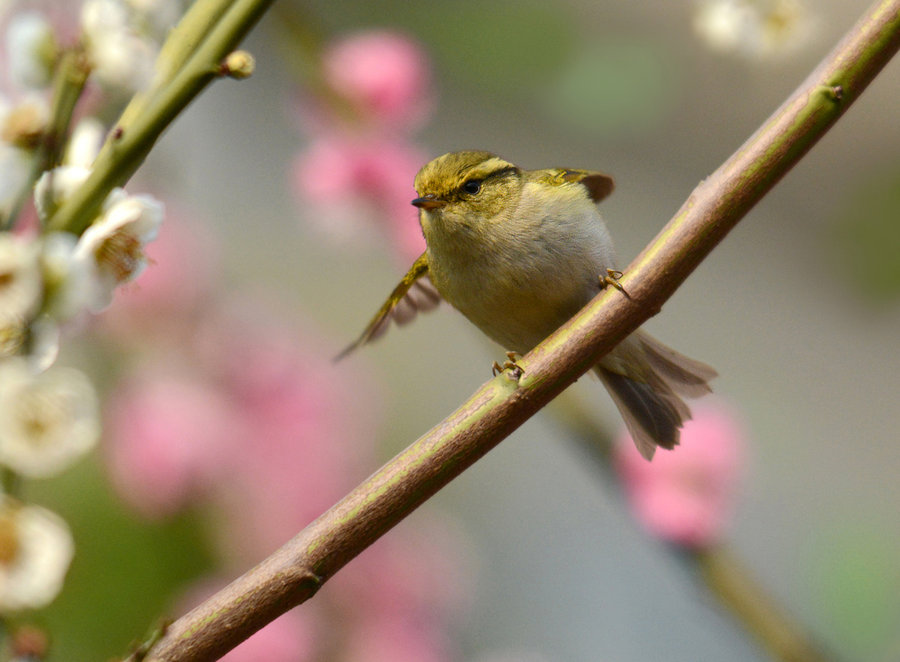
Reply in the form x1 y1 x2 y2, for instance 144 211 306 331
127 1 900 660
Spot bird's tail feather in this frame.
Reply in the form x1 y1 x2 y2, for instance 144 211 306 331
596 331 716 461
636 331 717 399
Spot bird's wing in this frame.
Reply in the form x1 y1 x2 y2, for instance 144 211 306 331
537 168 615 203
335 252 440 360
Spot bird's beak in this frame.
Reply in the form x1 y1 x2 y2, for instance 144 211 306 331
411 195 445 210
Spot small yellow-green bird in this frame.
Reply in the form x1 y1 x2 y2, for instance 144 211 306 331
340 150 716 460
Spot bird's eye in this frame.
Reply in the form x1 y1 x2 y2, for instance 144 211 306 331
462 179 482 195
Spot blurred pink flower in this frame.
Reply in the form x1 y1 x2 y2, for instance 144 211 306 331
322 30 432 130
340 613 450 662
219 612 315 662
330 518 471 622
194 299 380 558
104 369 243 519
615 400 745 548
291 136 426 261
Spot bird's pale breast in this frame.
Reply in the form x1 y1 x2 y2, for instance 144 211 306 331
425 182 618 352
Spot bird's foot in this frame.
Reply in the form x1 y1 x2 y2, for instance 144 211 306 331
492 351 524 378
600 269 627 294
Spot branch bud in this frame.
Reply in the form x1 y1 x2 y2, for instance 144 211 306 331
220 51 255 79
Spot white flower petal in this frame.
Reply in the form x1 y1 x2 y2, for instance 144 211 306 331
0 94 48 148
90 31 156 91
126 0 182 36
40 232 91 321
694 0 751 52
0 498 74 611
0 144 31 219
7 12 56 89
26 316 60 372
81 0 158 92
694 0 813 58
64 117 105 169
0 359 100 478
0 233 42 323
81 0 130 39
74 193 164 311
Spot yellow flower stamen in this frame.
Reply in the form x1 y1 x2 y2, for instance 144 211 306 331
0 509 21 566
96 230 143 282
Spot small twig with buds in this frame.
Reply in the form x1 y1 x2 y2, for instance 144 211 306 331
47 0 274 236
1 50 89 231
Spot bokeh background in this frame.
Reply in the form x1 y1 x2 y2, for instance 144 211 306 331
22 1 900 660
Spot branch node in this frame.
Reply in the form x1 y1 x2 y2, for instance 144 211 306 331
821 84 844 102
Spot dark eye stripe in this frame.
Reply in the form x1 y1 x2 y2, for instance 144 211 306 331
485 166 519 180
457 166 519 195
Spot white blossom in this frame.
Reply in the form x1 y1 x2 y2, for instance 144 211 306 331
0 234 48 361
34 166 164 312
0 96 46 221
23 316 60 372
0 144 31 222
694 0 813 58
0 358 100 478
81 0 157 91
40 231 91 321
0 233 42 324
6 12 57 89
74 193 164 311
123 0 183 37
0 497 74 611
0 94 49 149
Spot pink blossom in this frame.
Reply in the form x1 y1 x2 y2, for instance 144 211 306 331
291 136 426 261
194 299 380 558
104 370 243 519
330 518 471 622
615 400 745 548
219 612 315 662
322 30 432 130
289 29 432 262
340 613 451 662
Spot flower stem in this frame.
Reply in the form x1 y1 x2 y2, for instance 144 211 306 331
39 50 89 173
122 2 900 661
118 0 236 130
694 546 834 662
46 0 275 236
1 48 89 232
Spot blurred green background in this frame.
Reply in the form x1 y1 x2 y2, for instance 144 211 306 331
31 1 900 660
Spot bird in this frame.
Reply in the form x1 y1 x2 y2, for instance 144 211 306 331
338 150 716 460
